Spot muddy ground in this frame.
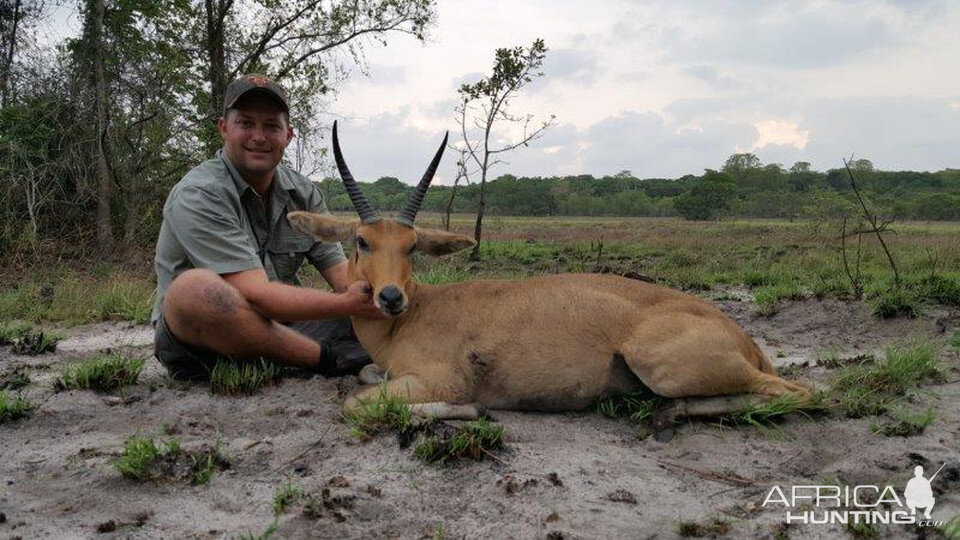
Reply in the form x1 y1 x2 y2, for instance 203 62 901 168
1 298 959 539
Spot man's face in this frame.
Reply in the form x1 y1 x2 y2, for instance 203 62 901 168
217 93 294 180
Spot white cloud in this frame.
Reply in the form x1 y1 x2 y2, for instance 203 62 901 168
751 120 810 151
324 0 960 179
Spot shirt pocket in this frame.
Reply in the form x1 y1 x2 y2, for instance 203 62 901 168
268 235 314 285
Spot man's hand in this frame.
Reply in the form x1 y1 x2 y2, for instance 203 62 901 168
340 281 386 319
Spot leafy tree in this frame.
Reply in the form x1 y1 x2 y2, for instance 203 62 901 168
192 0 437 154
722 153 761 176
674 170 735 220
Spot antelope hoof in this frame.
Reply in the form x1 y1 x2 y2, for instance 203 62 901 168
358 364 387 385
653 401 681 443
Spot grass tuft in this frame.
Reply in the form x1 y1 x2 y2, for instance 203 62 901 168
871 289 919 319
9 328 61 355
189 441 230 485
942 515 960 540
595 392 662 424
0 391 34 423
210 358 283 396
113 433 229 484
0 370 30 391
832 340 941 417
915 274 960 306
342 385 413 439
113 435 180 481
731 392 828 428
846 519 882 539
870 406 935 437
677 517 731 537
413 418 504 464
754 283 804 316
951 330 960 350
272 482 301 516
0 320 32 345
54 352 146 392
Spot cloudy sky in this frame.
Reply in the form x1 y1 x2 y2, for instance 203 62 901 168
326 0 960 184
40 0 960 184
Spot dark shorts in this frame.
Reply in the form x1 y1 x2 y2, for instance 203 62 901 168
153 313 362 381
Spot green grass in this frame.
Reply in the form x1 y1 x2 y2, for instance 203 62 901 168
595 392 662 424
342 385 413 439
846 519 882 539
8 328 62 355
272 482 301 516
189 441 230 485
0 269 154 326
113 433 228 484
233 519 279 540
831 340 941 417
54 352 146 392
871 289 919 318
0 391 33 423
0 370 30 391
942 515 960 540
413 418 505 464
951 330 960 350
870 406 935 437
754 282 805 315
731 392 828 428
209 358 283 396
0 320 32 344
113 435 180 481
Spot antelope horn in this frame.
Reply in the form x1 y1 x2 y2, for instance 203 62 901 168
397 131 449 227
332 121 380 224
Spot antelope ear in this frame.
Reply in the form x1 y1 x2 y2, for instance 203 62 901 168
287 212 358 243
415 227 476 256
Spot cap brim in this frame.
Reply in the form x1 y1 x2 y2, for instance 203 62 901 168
224 87 289 114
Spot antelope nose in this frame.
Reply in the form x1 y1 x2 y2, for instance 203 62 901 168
378 286 404 313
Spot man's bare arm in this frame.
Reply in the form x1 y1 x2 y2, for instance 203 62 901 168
222 268 381 321
321 260 352 293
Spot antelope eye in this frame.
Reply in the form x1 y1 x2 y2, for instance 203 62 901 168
357 237 370 252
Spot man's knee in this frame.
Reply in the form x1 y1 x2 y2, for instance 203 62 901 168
164 269 242 328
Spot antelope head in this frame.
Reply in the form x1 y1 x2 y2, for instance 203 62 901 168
288 121 475 317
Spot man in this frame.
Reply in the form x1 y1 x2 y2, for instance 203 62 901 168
152 74 382 380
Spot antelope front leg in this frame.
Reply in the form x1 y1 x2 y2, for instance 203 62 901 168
344 374 484 420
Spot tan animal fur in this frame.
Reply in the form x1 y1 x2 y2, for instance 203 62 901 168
288 213 811 419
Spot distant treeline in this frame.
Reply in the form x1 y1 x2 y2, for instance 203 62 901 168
320 155 960 222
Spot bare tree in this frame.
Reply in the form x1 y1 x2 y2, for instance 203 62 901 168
441 145 473 231
843 156 900 289
457 39 553 259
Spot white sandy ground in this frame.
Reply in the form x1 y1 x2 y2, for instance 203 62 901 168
1 299 958 539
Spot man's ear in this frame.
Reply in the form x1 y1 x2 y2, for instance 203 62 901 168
287 212 357 243
415 227 476 256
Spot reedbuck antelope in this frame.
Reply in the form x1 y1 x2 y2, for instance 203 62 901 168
289 122 811 426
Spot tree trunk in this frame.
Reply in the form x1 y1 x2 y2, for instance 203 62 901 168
204 0 228 154
92 0 114 249
469 153 490 260
123 180 137 247
442 179 459 231
0 0 21 107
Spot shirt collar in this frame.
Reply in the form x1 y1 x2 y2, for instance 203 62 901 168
217 148 296 196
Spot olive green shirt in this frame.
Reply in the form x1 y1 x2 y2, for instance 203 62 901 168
151 149 346 323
